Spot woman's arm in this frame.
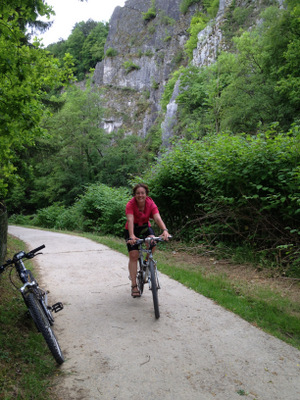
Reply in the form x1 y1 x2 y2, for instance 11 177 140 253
153 213 170 240
127 213 138 242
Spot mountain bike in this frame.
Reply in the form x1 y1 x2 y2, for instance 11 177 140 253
0 244 64 365
136 236 171 319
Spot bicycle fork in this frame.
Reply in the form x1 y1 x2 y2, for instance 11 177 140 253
147 259 160 290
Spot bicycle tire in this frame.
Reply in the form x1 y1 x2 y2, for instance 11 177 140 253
25 292 64 365
137 259 144 295
149 260 160 319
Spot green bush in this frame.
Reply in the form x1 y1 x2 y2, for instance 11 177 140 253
142 0 157 21
161 68 183 111
106 47 118 57
32 204 66 229
20 184 130 237
185 12 209 59
180 0 201 14
145 128 300 273
73 184 130 236
122 60 141 74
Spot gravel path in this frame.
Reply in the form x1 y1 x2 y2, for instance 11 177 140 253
8 226 300 400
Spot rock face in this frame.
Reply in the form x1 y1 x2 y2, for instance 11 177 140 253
93 0 195 136
93 0 274 141
192 0 232 67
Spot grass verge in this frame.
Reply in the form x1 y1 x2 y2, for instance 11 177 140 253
0 235 60 400
82 233 300 350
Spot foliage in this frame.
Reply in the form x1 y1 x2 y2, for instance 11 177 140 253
184 13 209 59
5 81 106 212
5 80 151 213
71 184 130 235
180 0 201 14
160 68 183 112
0 1 74 200
175 64 224 136
123 60 141 74
47 20 109 80
144 128 300 274
23 184 131 236
173 2 300 135
184 0 219 59
185 13 209 59
106 47 118 57
96 131 150 187
142 0 157 21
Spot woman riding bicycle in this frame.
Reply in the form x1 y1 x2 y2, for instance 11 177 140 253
125 183 170 298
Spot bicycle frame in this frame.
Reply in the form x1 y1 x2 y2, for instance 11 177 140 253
135 236 165 318
137 237 160 283
13 253 56 324
1 245 64 364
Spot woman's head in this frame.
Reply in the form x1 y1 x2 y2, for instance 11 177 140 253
132 183 149 196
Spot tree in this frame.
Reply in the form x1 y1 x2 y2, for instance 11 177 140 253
21 82 109 209
0 1 74 199
47 20 109 80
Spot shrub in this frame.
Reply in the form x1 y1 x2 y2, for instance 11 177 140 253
32 204 66 229
73 184 130 236
142 0 157 21
145 127 300 273
106 47 118 57
160 68 183 111
180 0 201 14
122 60 141 74
184 12 209 59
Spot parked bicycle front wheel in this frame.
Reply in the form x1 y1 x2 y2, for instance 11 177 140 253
25 292 64 365
149 260 160 319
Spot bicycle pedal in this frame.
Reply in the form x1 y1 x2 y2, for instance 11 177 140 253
52 302 63 313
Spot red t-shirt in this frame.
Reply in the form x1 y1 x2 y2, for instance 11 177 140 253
125 197 159 229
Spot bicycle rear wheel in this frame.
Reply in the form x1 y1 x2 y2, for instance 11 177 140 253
149 260 160 319
25 292 64 365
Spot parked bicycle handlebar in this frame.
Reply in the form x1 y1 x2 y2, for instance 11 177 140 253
0 244 45 273
26 244 45 259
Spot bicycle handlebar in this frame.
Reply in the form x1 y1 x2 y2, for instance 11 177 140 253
135 236 172 245
0 244 45 273
26 244 45 258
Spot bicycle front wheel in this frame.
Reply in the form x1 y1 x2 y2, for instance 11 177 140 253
137 259 144 295
25 292 64 365
149 260 160 319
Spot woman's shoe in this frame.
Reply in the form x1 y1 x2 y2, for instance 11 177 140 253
131 285 141 298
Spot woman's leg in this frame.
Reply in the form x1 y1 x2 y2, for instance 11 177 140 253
128 250 139 294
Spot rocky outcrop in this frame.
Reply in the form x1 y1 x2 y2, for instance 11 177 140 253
192 0 233 67
93 0 196 136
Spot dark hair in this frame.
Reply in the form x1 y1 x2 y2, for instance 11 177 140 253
133 183 149 196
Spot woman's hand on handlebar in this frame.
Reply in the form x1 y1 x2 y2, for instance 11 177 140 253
127 235 138 245
161 230 171 241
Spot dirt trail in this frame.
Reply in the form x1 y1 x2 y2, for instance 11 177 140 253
8 226 300 400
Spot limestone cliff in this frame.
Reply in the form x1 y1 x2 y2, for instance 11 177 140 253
93 0 277 141
93 0 195 136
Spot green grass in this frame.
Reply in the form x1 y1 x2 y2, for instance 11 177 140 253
82 233 300 350
159 262 300 346
0 236 60 399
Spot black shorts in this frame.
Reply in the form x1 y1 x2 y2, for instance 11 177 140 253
124 223 156 252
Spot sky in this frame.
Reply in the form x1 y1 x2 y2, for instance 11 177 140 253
36 0 126 46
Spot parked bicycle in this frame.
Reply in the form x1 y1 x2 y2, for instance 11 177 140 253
0 245 64 364
135 236 171 319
